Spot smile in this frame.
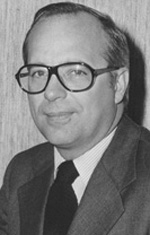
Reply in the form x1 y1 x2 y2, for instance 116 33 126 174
45 112 73 125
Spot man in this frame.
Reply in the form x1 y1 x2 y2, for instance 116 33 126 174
0 2 150 235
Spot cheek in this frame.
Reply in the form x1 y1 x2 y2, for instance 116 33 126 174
82 82 116 122
28 95 43 120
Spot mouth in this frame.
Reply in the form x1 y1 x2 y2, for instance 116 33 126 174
45 111 74 125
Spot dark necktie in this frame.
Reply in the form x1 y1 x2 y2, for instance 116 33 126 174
43 161 79 235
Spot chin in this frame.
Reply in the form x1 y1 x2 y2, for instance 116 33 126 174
41 129 73 147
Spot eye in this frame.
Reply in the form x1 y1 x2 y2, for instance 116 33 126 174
31 70 44 77
67 68 88 78
29 68 46 79
72 69 87 76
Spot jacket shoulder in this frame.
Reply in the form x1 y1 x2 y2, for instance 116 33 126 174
139 126 150 169
3 142 53 193
140 125 150 143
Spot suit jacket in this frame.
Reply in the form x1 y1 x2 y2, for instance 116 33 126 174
0 115 150 235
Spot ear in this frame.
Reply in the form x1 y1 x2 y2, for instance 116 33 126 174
114 68 129 104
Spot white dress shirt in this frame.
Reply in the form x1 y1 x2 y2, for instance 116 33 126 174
54 128 116 204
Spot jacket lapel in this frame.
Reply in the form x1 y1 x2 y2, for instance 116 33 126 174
68 162 124 235
18 143 54 235
68 115 140 235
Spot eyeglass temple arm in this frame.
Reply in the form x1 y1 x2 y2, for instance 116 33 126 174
94 67 119 76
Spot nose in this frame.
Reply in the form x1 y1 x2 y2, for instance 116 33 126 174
44 74 67 101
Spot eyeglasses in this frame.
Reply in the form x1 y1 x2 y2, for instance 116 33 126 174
15 62 119 94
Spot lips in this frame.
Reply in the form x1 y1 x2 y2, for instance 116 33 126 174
45 111 74 125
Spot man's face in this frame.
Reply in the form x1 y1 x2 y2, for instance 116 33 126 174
27 13 121 159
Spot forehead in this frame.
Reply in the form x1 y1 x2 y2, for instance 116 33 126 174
27 12 108 65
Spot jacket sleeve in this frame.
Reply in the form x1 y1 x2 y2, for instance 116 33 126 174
0 153 27 235
0 177 9 235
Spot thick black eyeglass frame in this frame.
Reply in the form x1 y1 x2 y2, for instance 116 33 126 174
15 62 119 94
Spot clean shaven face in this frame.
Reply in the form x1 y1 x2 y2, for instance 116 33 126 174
26 12 123 159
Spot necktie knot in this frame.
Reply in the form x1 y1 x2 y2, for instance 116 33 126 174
56 161 79 184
